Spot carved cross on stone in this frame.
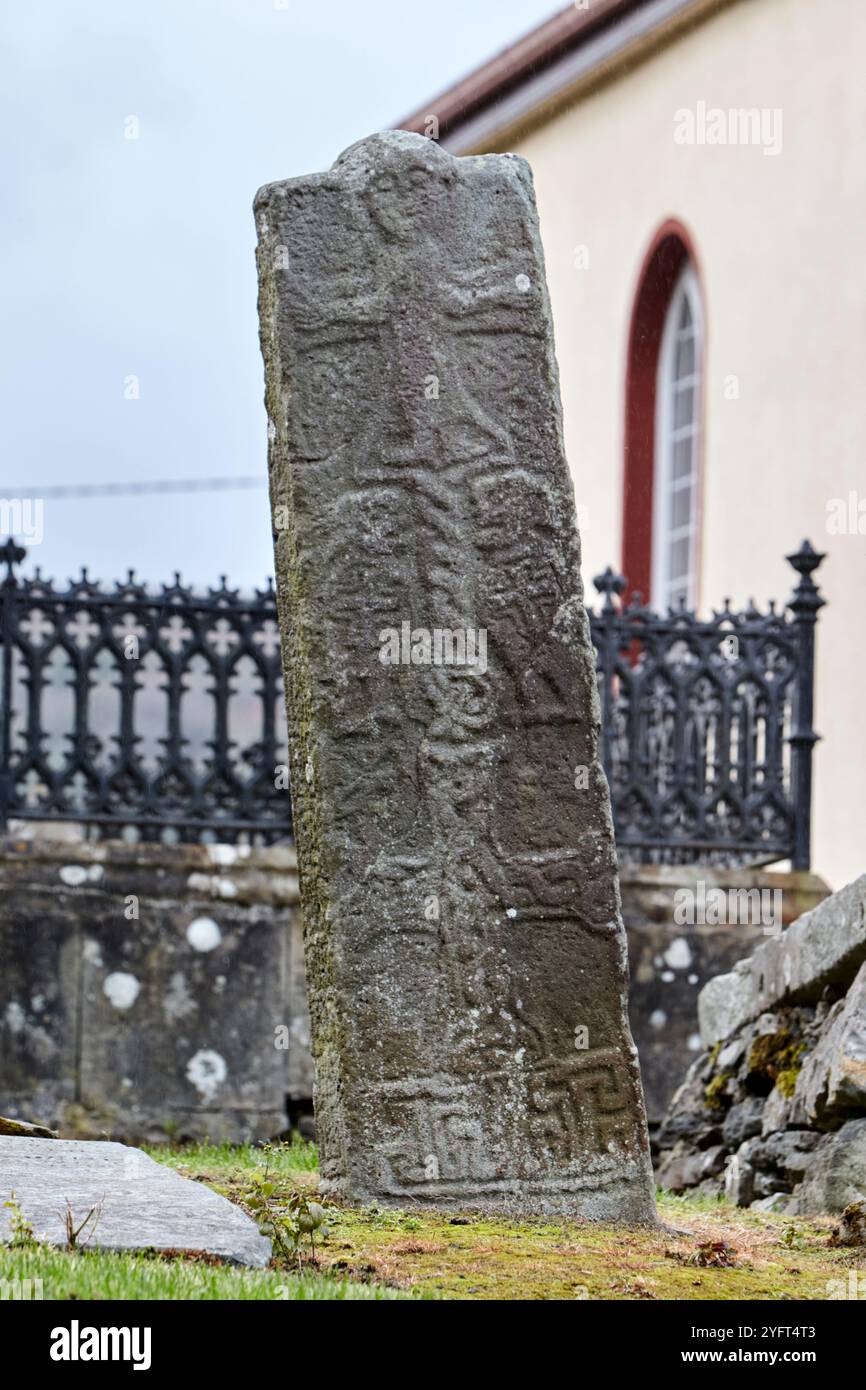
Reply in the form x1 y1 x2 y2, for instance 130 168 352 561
255 131 656 1221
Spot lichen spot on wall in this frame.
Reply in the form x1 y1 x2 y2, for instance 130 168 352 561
104 972 141 1009
59 864 88 886
83 939 103 967
186 1049 227 1102
186 917 222 952
664 938 693 970
5 1001 25 1033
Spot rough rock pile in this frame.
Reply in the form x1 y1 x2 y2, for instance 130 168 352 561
656 874 866 1215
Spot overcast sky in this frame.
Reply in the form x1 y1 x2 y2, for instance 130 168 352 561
0 0 557 591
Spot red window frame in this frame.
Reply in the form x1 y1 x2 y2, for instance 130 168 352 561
622 220 704 606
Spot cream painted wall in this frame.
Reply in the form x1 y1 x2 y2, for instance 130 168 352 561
499 0 865 890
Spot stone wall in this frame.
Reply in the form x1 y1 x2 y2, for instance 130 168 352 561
621 866 829 1128
655 873 866 1215
0 836 309 1143
0 836 829 1143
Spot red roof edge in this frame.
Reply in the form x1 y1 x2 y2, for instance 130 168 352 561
397 0 650 140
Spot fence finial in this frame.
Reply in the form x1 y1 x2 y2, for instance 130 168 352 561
0 537 26 585
593 566 626 613
786 538 826 615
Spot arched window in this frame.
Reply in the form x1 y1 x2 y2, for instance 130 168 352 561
622 224 704 610
652 264 702 610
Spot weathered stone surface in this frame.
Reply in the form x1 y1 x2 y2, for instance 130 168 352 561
792 1001 846 1128
753 1129 822 1178
698 873 866 1045
751 1192 793 1213
717 1036 748 1073
700 1144 728 1178
698 961 754 1050
255 131 655 1219
656 1140 705 1192
761 1085 797 1136
658 884 866 1213
723 1097 765 1149
0 1137 270 1266
724 1131 819 1205
724 1149 755 1206
822 986 866 1109
831 1200 866 1246
656 1060 723 1151
0 836 303 1143
794 962 866 1126
797 1120 866 1214
621 866 827 1126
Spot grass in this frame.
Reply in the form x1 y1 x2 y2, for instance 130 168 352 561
144 1135 319 1176
0 1246 415 1300
1 1140 860 1301
281 1194 856 1301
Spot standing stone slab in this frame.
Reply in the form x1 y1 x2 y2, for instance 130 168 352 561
255 131 655 1220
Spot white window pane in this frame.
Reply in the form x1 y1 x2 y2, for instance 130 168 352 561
652 262 703 613
672 435 694 480
669 535 691 582
675 333 695 379
670 483 694 531
674 383 695 430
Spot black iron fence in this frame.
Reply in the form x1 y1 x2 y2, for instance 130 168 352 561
592 540 824 870
0 537 823 867
0 539 290 845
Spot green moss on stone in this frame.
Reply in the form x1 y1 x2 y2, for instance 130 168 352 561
705 1072 732 1110
747 1031 806 1090
775 1068 802 1098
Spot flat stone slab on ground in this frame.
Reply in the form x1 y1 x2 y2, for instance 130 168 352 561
0 1138 270 1267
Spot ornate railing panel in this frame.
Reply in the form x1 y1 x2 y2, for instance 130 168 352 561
0 540 290 844
0 538 822 864
588 540 824 869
